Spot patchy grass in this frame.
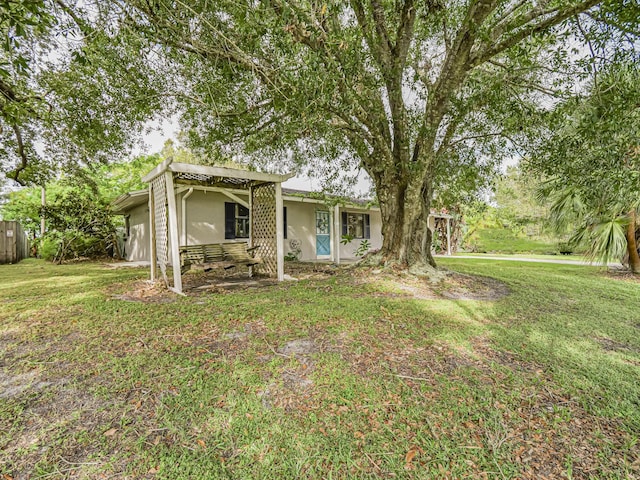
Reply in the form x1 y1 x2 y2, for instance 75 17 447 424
1 258 639 479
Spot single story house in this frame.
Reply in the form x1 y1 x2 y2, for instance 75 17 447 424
111 166 452 265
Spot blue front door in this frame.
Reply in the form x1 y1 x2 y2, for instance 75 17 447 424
315 211 331 256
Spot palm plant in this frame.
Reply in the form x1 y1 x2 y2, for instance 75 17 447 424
529 62 640 274
541 185 640 272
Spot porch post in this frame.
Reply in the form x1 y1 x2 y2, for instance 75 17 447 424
248 185 254 278
165 172 183 293
148 183 157 281
334 204 341 265
275 182 284 281
329 209 335 263
446 217 451 256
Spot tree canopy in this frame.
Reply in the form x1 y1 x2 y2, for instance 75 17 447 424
0 0 167 187
527 62 640 271
3 0 639 270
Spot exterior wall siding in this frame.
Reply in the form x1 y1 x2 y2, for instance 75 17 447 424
183 191 228 245
121 190 386 263
123 204 150 262
338 209 383 260
283 201 321 261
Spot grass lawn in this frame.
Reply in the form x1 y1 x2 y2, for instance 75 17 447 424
453 253 591 263
466 227 561 255
1 259 639 479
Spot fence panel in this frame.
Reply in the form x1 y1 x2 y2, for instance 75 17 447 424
0 221 29 264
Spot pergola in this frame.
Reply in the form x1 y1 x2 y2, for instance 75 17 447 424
142 159 293 294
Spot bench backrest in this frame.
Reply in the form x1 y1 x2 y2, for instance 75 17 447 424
180 242 253 264
203 244 224 262
222 242 252 261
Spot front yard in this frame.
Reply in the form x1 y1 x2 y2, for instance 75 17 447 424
1 259 639 479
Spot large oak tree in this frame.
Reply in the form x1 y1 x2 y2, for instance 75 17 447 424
12 0 637 271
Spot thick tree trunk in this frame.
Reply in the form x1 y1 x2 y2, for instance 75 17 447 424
370 171 438 273
375 177 408 263
626 210 640 274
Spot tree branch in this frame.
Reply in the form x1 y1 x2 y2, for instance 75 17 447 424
8 124 28 186
472 0 601 66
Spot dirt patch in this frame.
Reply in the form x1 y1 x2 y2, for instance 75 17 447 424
0 367 118 479
108 280 178 303
436 271 510 300
596 336 640 354
258 337 323 411
0 370 52 399
604 269 640 283
278 338 318 357
349 266 510 301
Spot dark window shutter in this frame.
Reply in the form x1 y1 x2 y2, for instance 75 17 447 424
283 207 287 239
341 211 347 236
224 202 236 239
364 214 370 239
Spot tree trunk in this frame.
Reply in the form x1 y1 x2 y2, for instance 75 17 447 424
626 210 640 274
374 175 408 263
370 171 438 273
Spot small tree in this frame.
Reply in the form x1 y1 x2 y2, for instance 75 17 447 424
529 63 640 272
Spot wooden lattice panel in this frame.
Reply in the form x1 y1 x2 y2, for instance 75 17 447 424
151 175 169 285
251 183 277 276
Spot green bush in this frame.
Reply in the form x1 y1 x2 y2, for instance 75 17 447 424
39 236 59 261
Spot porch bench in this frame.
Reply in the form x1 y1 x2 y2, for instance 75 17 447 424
221 242 262 270
179 242 261 274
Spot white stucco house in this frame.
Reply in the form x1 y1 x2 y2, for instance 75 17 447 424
111 161 452 266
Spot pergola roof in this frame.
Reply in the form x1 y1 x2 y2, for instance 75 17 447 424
142 159 294 188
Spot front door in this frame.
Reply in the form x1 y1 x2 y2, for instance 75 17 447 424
315 210 331 257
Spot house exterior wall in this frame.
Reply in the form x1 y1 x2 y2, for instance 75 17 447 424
123 203 150 262
182 190 228 245
120 189 385 263
338 208 383 260
282 200 320 261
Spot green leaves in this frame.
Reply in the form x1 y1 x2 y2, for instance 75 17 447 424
528 62 640 267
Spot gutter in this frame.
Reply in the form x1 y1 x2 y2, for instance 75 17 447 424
181 188 194 245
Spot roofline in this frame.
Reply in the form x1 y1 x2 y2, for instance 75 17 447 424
141 159 295 184
111 189 148 214
110 186 455 218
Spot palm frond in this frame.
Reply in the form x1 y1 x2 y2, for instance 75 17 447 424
584 216 629 265
548 187 585 233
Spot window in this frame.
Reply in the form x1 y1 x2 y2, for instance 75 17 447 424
225 203 288 239
341 212 370 239
225 202 249 239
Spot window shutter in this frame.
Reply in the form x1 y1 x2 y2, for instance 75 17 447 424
341 211 348 236
364 214 370 239
283 207 287 239
224 202 236 239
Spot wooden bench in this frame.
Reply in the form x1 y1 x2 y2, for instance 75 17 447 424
179 242 261 274
221 242 262 270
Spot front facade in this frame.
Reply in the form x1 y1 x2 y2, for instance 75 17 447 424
114 187 384 264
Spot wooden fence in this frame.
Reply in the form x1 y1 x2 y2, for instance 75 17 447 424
0 221 29 264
